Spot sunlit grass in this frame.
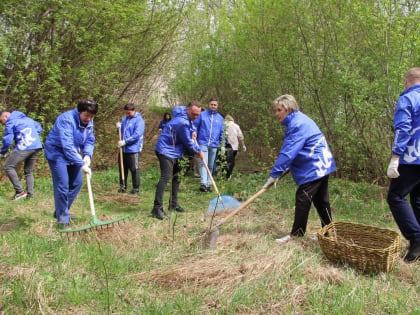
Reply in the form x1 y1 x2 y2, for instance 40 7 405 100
0 167 418 314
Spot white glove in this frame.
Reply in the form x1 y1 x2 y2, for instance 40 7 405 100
0 153 6 159
118 140 126 148
116 122 121 129
221 147 226 155
82 164 92 177
242 145 247 152
387 157 400 178
83 156 91 167
263 176 279 189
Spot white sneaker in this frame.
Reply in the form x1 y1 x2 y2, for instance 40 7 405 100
275 234 292 244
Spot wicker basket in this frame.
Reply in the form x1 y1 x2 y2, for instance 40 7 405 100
317 221 401 273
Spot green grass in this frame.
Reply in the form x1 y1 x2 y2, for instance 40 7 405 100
0 166 419 314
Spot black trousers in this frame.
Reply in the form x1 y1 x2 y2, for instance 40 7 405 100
153 152 181 210
225 145 238 179
291 175 332 236
118 152 140 190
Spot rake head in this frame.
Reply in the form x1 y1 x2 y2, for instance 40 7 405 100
58 214 130 234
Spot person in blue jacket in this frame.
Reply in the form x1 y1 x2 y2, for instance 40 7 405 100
44 100 98 228
152 100 204 220
194 97 224 192
116 103 145 195
387 67 420 262
0 110 43 200
263 94 336 243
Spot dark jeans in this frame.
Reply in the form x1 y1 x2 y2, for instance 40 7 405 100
153 152 181 210
4 149 41 196
387 164 420 243
225 145 237 179
118 152 140 190
292 175 332 236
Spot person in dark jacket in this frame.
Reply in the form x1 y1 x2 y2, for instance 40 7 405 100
263 94 336 243
152 100 204 220
116 103 145 195
0 110 43 200
158 112 172 132
387 67 420 262
44 100 98 229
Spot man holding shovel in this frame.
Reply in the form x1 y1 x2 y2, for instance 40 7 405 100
116 103 145 196
263 94 336 243
151 100 204 220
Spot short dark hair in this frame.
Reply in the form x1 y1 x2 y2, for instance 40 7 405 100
124 103 135 111
208 97 218 103
77 99 98 115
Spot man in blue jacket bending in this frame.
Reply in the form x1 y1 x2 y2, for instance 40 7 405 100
152 100 204 220
387 67 420 262
0 110 43 200
116 103 145 196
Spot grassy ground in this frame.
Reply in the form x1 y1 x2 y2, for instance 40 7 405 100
0 164 419 314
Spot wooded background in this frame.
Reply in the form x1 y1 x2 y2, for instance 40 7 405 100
1 0 419 184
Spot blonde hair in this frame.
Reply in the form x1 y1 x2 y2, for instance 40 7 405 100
225 115 234 122
273 94 300 112
405 67 420 84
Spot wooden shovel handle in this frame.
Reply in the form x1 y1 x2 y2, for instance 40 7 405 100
213 187 267 229
211 168 290 231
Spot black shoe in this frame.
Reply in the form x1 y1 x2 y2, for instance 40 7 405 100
118 187 127 193
206 186 212 192
151 208 168 220
404 240 420 262
199 184 207 192
130 189 139 196
169 205 185 213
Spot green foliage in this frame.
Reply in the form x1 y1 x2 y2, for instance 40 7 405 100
168 0 420 184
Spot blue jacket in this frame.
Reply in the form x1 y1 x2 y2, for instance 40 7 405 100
194 109 224 148
0 111 43 154
392 84 420 164
155 106 201 159
270 111 336 186
44 108 95 166
121 112 145 154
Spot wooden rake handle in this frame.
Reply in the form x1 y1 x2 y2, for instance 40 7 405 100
86 172 96 217
118 126 125 182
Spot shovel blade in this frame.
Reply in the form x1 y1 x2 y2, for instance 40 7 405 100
207 195 242 215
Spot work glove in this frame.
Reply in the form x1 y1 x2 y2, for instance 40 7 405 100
220 147 226 155
83 156 91 167
116 122 121 129
82 164 92 177
118 140 126 148
0 153 6 159
387 157 400 178
242 145 247 152
262 176 279 189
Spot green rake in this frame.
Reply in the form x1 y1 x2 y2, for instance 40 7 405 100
59 172 129 233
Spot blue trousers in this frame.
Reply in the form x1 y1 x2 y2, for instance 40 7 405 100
199 145 218 187
387 164 420 243
48 159 83 224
